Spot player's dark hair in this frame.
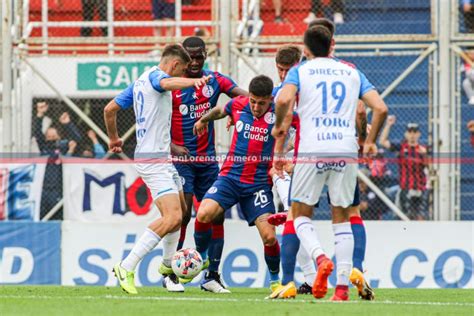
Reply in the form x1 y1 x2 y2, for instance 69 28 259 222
276 45 302 66
249 75 274 97
308 18 335 37
183 36 206 50
304 26 332 58
162 44 191 64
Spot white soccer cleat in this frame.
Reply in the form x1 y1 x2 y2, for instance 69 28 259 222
200 272 231 294
162 274 185 292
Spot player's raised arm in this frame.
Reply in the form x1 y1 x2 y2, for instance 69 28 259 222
160 74 212 91
360 90 388 155
228 86 249 97
273 84 297 140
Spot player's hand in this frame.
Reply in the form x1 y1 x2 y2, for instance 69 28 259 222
59 112 71 125
226 116 235 131
272 153 288 179
171 143 190 157
193 120 208 136
194 75 212 89
108 137 123 153
271 125 287 140
464 3 472 12
362 142 378 158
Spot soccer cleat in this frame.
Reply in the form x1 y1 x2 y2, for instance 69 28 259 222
179 258 210 284
330 285 349 301
297 282 312 295
200 271 231 293
158 263 174 276
312 257 334 299
270 280 281 292
113 262 138 294
267 212 288 226
350 268 375 300
162 274 185 292
267 281 297 299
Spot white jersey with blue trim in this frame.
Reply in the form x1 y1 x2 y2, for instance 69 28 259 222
284 57 374 156
114 66 172 158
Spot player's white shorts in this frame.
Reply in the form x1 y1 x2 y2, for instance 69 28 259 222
290 158 358 208
135 162 183 200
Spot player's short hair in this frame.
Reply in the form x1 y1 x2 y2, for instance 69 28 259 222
162 44 191 64
183 36 206 50
304 26 332 58
249 75 274 97
275 45 302 66
308 18 335 37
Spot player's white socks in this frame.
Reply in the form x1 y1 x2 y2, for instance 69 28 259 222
272 172 291 210
297 246 316 286
333 222 354 286
121 228 161 271
294 216 326 262
161 230 180 267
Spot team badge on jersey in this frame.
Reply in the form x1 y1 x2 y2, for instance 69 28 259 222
235 120 244 132
208 186 218 194
179 104 189 115
264 112 276 124
202 85 215 98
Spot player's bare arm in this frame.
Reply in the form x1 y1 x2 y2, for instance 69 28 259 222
161 74 212 91
229 87 249 98
356 101 368 144
273 84 297 140
360 90 388 155
193 104 228 135
104 100 123 153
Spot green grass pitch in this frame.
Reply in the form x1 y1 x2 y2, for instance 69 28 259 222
1 286 473 315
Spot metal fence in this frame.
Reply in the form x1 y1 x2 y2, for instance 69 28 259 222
1 0 470 221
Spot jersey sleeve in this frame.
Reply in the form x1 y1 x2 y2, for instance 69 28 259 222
149 69 171 93
224 99 234 116
357 69 375 98
114 83 134 109
215 72 238 95
283 65 301 92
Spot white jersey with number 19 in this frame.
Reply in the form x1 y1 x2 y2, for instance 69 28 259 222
284 57 374 156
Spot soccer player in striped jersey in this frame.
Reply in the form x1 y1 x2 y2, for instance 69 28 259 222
171 37 248 292
193 75 297 293
104 44 211 294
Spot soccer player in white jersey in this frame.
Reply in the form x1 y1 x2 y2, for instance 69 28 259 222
272 26 387 301
104 44 211 294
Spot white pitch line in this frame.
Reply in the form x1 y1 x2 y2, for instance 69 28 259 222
0 295 473 308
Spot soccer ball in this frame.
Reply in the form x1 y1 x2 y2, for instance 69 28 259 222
171 248 203 279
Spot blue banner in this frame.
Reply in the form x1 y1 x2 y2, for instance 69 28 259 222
0 222 61 284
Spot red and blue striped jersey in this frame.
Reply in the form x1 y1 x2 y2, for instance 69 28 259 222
220 96 298 185
171 70 237 157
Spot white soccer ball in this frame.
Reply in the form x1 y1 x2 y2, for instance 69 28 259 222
171 248 203 279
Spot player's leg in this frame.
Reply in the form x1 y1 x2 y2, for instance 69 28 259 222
174 163 195 251
255 213 281 291
114 164 183 294
195 164 225 278
327 162 358 301
291 163 333 299
267 170 291 226
160 188 187 292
